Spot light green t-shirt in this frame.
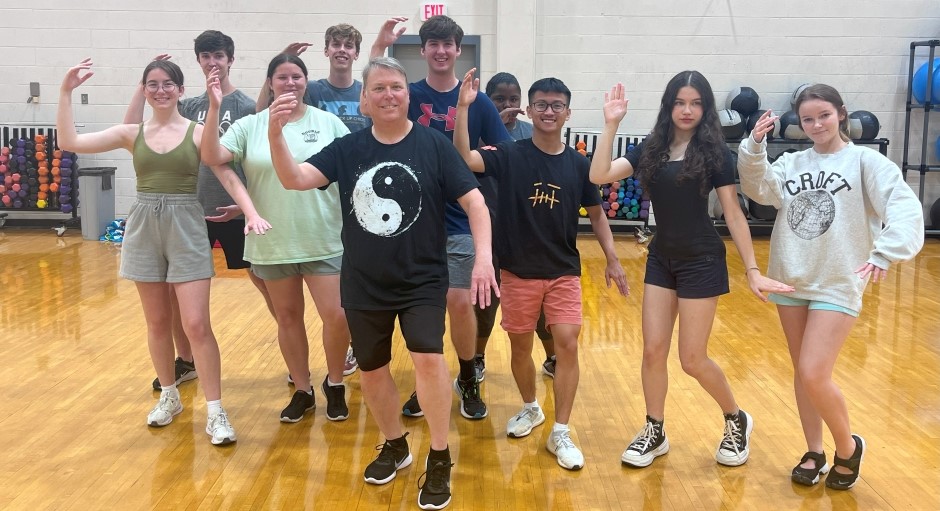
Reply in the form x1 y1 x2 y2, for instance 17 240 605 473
221 106 349 264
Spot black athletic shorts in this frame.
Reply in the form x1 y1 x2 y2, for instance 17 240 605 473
206 219 249 270
643 247 729 299
345 305 446 372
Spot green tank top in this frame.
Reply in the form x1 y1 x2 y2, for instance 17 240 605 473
132 121 199 193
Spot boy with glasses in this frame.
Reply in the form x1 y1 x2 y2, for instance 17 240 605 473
453 70 630 470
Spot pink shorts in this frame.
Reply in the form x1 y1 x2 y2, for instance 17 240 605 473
499 270 582 334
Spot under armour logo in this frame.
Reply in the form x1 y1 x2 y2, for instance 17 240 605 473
417 104 457 131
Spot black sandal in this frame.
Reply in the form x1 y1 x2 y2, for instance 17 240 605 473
825 434 866 490
791 451 829 486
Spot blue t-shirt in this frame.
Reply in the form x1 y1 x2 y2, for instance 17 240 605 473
408 79 510 235
304 78 372 133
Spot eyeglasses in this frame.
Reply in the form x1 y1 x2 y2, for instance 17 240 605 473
145 81 178 93
532 101 567 113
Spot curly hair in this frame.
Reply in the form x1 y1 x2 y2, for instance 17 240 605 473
635 70 727 197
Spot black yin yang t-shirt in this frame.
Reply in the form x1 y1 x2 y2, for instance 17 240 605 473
307 124 479 310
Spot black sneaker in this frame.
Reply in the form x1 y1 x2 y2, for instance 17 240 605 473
280 390 315 423
542 356 556 378
402 391 424 417
418 456 453 510
364 433 412 485
716 409 753 466
621 416 669 467
472 355 485 382
151 357 197 390
321 376 349 421
825 434 865 490
453 377 487 420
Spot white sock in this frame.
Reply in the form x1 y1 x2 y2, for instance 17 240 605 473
524 400 540 410
160 384 178 395
206 399 222 416
552 422 569 434
327 378 344 387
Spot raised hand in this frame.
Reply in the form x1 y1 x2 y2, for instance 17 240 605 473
268 92 297 135
855 262 888 283
282 42 313 56
751 109 779 143
603 83 629 125
61 58 94 92
206 68 222 107
458 68 479 108
376 17 408 49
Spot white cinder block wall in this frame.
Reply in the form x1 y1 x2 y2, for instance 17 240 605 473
1 1 938 218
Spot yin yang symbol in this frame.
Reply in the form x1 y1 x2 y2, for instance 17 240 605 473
351 161 422 237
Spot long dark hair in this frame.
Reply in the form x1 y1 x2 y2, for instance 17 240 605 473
635 70 726 197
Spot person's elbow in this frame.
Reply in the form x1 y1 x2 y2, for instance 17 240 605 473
201 150 227 167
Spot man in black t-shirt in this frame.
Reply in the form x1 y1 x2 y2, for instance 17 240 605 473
454 70 630 472
267 57 496 511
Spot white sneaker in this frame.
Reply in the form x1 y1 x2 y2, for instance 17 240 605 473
147 391 182 427
506 406 545 438
547 429 585 470
206 409 237 446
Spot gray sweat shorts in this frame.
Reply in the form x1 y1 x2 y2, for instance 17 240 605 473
119 193 215 283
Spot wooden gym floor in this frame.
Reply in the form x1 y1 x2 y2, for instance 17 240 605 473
0 230 938 510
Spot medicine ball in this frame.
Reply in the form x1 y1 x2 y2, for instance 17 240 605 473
719 109 746 140
748 200 777 221
746 110 780 140
726 86 761 117
848 110 880 140
930 197 940 228
779 111 807 140
791 83 812 107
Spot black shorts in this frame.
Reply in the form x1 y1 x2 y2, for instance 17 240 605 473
643 248 729 299
474 254 501 338
345 305 446 371
206 219 249 270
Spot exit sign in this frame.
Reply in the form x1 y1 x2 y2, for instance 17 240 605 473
421 3 447 20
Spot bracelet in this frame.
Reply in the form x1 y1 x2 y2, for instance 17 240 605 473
745 267 759 275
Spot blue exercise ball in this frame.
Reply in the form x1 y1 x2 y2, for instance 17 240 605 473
913 59 940 104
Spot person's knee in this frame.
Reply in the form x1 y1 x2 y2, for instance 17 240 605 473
797 363 830 393
356 348 393 372
274 303 305 328
642 341 669 368
678 351 709 378
446 289 474 316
